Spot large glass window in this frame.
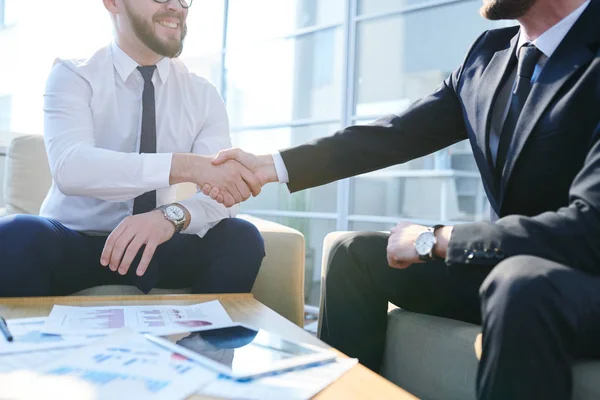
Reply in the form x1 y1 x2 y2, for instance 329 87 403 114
354 1 497 118
227 0 345 48
224 28 344 127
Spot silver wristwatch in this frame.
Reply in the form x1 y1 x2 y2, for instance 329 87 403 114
155 204 186 233
415 224 445 261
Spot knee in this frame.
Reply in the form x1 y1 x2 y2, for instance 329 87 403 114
0 215 58 295
0 215 58 253
217 218 265 261
479 256 557 320
325 232 387 280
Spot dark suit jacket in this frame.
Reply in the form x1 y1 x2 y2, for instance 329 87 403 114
280 0 600 273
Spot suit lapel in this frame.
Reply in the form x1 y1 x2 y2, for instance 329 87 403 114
474 34 518 202
498 0 600 202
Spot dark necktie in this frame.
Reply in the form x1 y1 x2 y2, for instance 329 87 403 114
131 65 160 294
133 65 158 215
495 44 542 179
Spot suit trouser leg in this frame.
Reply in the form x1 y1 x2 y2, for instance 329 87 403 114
477 255 600 400
0 214 125 296
318 231 490 372
155 218 265 294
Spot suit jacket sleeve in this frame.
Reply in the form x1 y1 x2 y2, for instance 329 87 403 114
279 32 490 193
448 123 600 274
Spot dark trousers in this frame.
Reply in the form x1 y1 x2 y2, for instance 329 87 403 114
319 232 600 400
0 214 265 297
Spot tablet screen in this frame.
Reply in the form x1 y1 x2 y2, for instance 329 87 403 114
161 325 319 371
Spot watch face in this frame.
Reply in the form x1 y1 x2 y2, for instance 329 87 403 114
415 231 435 256
166 205 184 221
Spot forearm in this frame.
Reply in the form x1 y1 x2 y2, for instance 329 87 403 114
446 204 600 273
50 144 172 200
280 85 467 193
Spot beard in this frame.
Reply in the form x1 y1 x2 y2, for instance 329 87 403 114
480 0 537 20
123 2 187 58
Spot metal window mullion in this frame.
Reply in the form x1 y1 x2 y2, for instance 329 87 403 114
219 0 229 99
336 0 358 233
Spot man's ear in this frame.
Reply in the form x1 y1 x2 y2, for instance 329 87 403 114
102 0 119 15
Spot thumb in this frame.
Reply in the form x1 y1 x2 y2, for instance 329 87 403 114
212 149 238 165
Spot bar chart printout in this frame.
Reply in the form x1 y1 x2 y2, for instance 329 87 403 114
42 301 233 335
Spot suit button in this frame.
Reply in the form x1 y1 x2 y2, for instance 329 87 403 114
465 252 474 264
494 248 505 259
484 249 495 259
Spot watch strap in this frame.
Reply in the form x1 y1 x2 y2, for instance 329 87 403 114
418 224 445 262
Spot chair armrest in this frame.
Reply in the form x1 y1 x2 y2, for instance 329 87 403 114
239 215 306 327
316 231 353 335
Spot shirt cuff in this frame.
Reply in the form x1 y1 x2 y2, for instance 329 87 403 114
272 152 289 183
142 153 173 189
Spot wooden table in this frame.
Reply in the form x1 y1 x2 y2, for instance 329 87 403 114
0 294 416 399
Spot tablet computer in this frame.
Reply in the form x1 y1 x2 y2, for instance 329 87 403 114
144 323 336 380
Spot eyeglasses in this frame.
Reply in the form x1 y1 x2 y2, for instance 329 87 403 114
153 0 193 9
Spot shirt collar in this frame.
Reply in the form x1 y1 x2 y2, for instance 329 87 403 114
516 0 590 58
111 41 171 83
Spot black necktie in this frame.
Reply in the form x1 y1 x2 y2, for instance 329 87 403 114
495 44 542 179
130 66 159 294
133 65 157 215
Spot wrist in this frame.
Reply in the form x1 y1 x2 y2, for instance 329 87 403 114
152 209 176 234
434 226 453 259
256 154 278 184
174 203 191 230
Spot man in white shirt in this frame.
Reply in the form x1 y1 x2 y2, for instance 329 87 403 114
0 0 264 297
203 0 600 398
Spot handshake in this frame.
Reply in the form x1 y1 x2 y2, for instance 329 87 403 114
172 149 276 207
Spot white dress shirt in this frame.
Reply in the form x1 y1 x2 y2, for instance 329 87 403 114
272 0 590 182
40 41 237 237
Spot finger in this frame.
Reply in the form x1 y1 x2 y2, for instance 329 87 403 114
118 236 146 275
110 229 136 272
240 167 262 197
225 183 244 204
234 179 252 201
387 253 396 268
136 240 159 276
101 223 128 269
216 194 225 204
222 192 236 207
212 149 239 165
209 187 220 200
201 184 212 196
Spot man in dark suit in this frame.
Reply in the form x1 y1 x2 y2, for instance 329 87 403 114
207 0 600 398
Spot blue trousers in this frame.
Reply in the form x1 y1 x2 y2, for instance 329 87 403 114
0 215 265 297
320 232 600 400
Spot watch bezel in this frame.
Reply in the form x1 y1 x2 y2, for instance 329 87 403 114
415 230 436 257
156 204 186 233
165 204 185 220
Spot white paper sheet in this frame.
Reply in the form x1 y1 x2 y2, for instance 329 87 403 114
42 301 232 336
37 330 218 400
198 357 358 400
0 348 76 373
0 317 100 355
